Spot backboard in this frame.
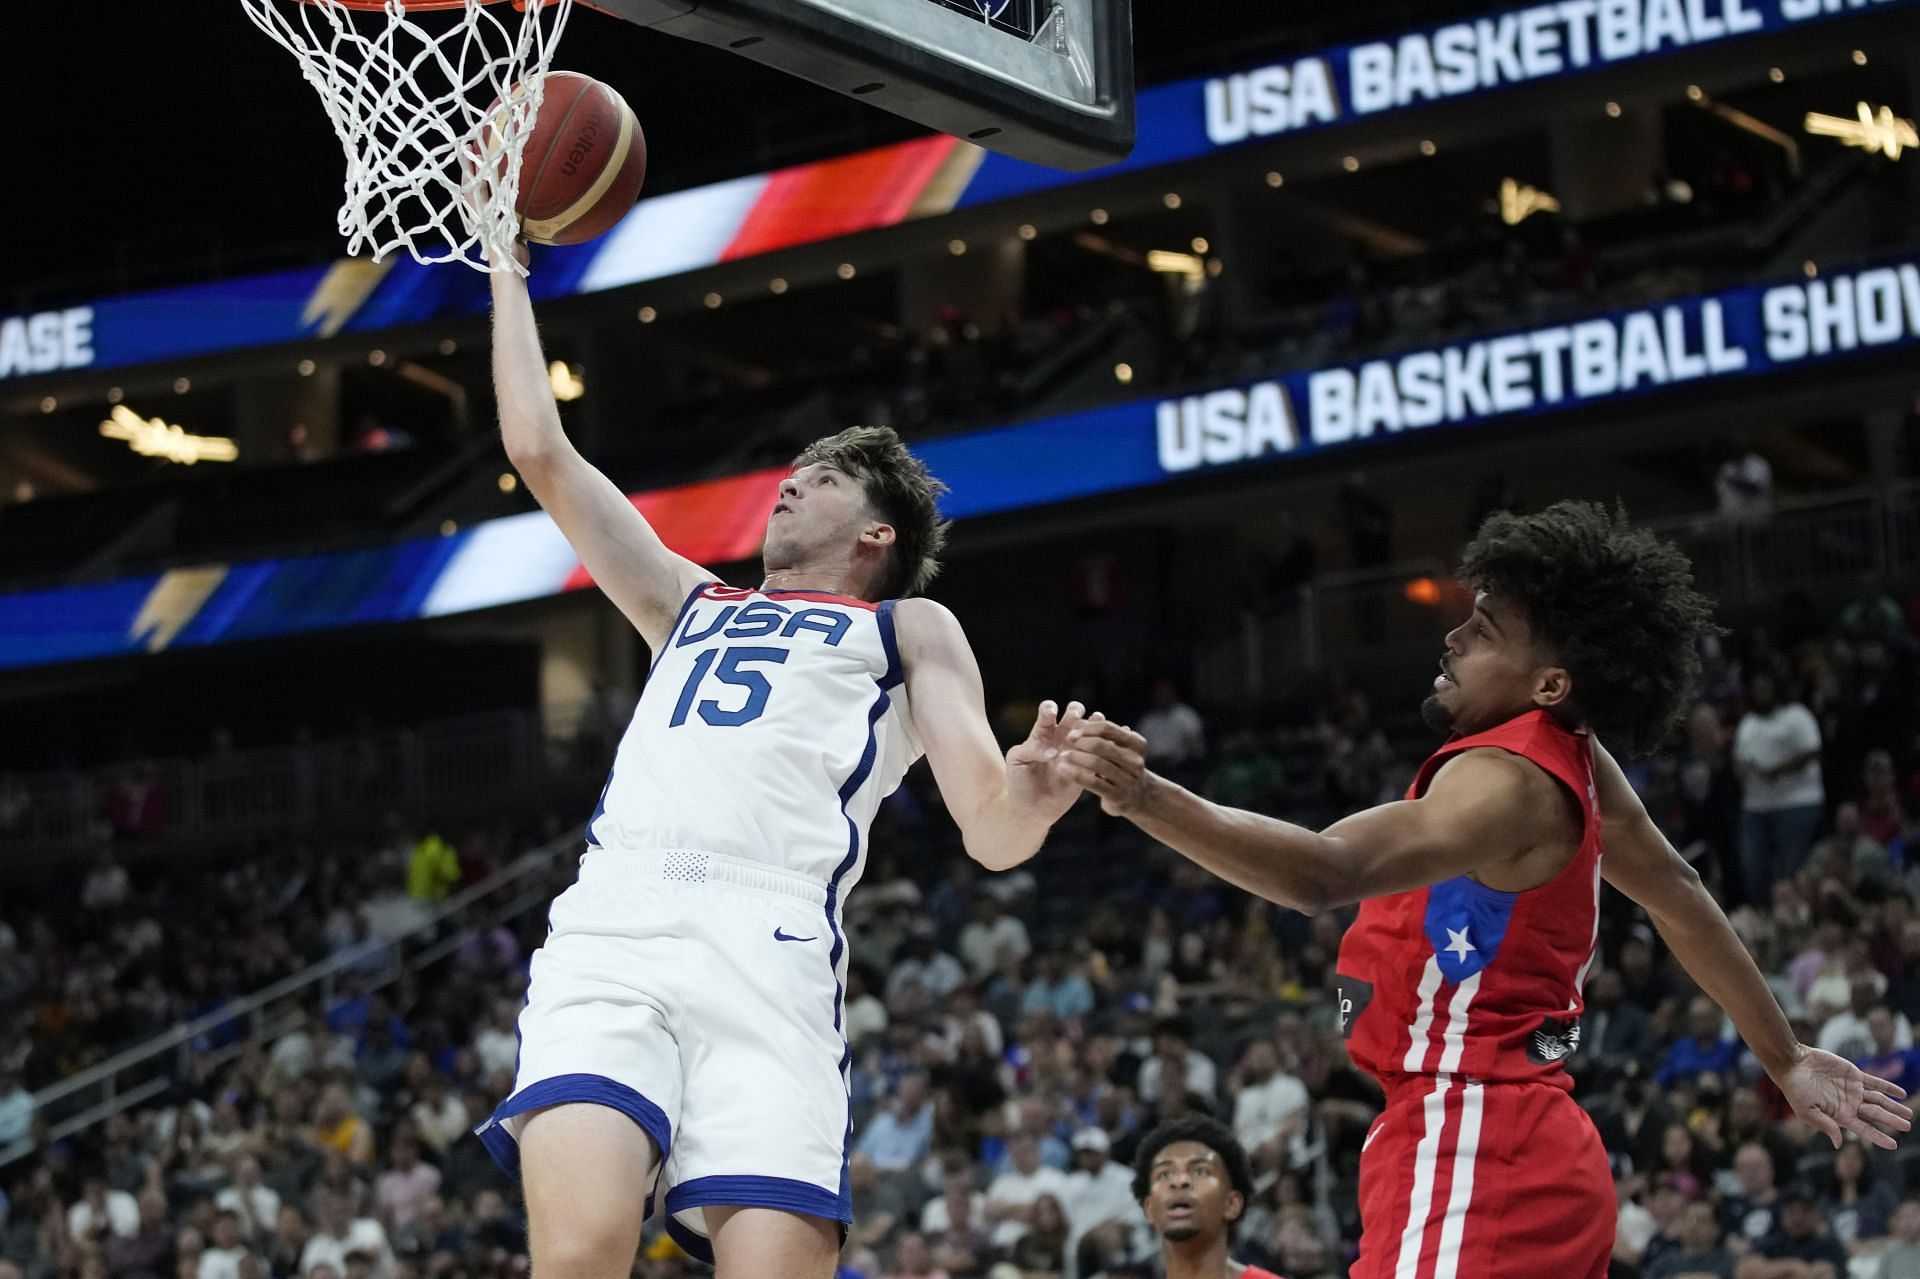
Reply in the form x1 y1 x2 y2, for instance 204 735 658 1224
584 0 1134 171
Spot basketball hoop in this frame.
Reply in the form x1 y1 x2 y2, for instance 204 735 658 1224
240 0 576 274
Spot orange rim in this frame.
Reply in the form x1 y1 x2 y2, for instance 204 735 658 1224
297 1 520 9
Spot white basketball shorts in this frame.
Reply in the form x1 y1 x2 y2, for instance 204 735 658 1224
474 847 855 1260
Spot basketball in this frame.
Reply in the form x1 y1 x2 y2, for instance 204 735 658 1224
507 71 648 247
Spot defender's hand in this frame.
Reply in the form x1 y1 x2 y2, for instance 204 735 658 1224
1007 699 1088 817
1060 716 1152 816
1776 1044 1912 1150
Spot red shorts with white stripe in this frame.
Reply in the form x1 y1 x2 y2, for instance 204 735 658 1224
1351 1076 1613 1279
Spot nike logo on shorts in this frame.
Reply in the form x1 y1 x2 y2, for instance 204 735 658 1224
773 927 817 943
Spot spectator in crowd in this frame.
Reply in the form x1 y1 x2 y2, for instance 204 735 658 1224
1644 1198 1735 1279
1879 1200 1920 1279
1715 437 1775 525
404 830 460 903
1020 949 1096 1022
1656 996 1743 1088
1137 678 1207 782
371 1135 441 1231
299 1192 392 1279
855 1072 935 1173
984 1131 1073 1248
1229 1038 1308 1178
1860 1006 1920 1092
197 1209 248 1279
1733 672 1826 901
958 894 1031 983
66 1176 139 1245
1137 1017 1219 1105
1724 1142 1785 1245
1742 1182 1849 1279
1061 1126 1145 1269
1819 1139 1895 1247
214 1156 280 1240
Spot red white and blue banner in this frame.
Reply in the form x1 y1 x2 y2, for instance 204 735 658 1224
4 0 1910 383
3 251 1918 670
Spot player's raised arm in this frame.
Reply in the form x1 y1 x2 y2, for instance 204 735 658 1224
893 598 1082 871
1060 722 1560 914
1591 735 1913 1150
490 247 709 652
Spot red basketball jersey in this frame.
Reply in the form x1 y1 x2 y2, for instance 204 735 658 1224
1336 710 1603 1090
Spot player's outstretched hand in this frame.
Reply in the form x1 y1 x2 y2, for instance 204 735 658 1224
1007 699 1088 818
1776 1044 1913 1150
1060 716 1152 816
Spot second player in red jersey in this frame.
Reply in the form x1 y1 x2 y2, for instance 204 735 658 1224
1063 501 1911 1279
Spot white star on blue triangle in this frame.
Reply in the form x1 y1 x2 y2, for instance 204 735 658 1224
1444 926 1476 961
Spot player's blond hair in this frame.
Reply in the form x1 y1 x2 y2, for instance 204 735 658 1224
792 426 950 599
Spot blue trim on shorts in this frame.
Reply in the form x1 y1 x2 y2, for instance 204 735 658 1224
663 1174 853 1261
664 1213 717 1264
472 1073 672 1180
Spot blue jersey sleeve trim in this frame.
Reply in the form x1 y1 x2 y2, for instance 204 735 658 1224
472 1073 673 1180
875 599 903 690
649 579 717 673
664 1173 853 1224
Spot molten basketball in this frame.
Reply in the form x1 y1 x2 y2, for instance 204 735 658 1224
508 72 648 246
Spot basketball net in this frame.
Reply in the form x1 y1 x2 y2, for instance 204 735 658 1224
240 0 575 274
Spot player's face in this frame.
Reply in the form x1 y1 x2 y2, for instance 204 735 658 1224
1142 1141 1242 1243
1422 591 1567 738
762 462 893 571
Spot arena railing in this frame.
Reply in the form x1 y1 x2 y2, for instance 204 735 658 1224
0 823 583 1170
0 707 582 861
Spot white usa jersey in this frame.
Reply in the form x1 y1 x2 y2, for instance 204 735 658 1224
589 583 922 888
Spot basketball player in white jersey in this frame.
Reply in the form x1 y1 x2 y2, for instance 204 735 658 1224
473 247 1088 1279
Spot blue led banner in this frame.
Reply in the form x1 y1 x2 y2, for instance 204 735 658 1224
2 0 1908 383
2 252 1916 671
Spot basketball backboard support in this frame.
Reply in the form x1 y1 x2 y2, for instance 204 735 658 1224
583 0 1134 171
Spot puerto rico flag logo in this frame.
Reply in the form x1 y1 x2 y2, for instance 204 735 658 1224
1421 877 1517 984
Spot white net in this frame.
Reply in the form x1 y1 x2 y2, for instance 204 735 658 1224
240 0 576 274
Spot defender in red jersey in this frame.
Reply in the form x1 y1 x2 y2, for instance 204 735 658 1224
1133 1117 1285 1279
1064 502 1912 1279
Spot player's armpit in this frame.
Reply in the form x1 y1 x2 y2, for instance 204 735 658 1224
1315 748 1564 903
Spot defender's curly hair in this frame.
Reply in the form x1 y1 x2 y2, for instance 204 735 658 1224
1460 500 1716 757
1130 1115 1255 1208
792 425 950 599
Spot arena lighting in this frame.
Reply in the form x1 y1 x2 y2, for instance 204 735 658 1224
99 405 238 465
1146 250 1206 279
547 360 585 402
1404 577 1443 606
1805 103 1918 160
1499 178 1561 226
